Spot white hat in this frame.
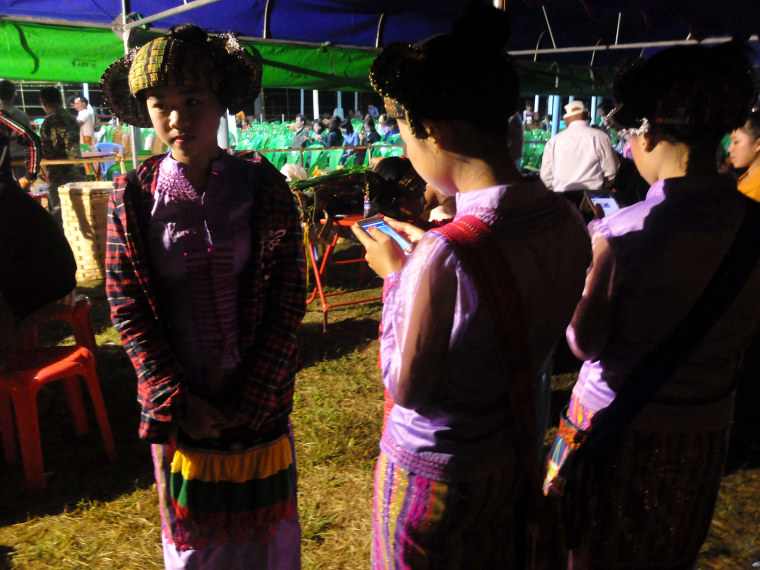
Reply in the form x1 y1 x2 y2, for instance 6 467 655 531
563 100 586 120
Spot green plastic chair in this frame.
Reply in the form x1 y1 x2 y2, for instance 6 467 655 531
343 154 357 168
105 163 123 180
326 148 344 170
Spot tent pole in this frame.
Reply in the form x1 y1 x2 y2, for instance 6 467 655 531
300 89 305 115
551 96 561 136
313 90 320 121
121 0 139 170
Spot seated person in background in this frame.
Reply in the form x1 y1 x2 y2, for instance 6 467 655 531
377 113 389 136
340 119 359 164
310 119 326 145
381 117 400 142
290 114 310 149
369 156 427 224
0 179 77 366
39 87 87 223
360 118 381 146
324 115 343 147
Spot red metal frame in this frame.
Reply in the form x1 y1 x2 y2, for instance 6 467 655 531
305 214 382 331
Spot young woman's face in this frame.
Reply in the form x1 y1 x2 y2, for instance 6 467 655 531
145 84 224 165
398 120 454 196
728 126 760 169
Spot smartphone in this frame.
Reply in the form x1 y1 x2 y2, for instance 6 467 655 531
583 191 621 215
355 215 411 250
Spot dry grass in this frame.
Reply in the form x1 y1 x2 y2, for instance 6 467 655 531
0 246 757 568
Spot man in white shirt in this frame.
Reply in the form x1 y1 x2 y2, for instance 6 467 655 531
540 100 619 206
71 95 95 147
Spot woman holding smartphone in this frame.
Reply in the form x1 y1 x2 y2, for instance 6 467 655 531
352 4 590 567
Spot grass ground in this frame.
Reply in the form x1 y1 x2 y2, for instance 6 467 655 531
0 244 758 568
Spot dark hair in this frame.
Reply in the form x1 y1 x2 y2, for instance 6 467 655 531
76 95 89 105
741 110 760 141
39 87 63 107
370 157 427 219
364 118 376 130
386 117 398 130
295 114 306 123
370 2 517 138
328 115 342 133
0 79 16 102
609 43 758 156
341 120 354 134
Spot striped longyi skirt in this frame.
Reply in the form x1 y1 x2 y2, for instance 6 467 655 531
372 451 524 569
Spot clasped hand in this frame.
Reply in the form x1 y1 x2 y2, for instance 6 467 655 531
179 393 236 440
351 218 425 278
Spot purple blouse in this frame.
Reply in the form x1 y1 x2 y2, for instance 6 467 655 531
148 153 253 401
380 180 590 481
570 175 760 432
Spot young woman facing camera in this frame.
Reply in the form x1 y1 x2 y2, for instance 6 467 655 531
101 24 305 569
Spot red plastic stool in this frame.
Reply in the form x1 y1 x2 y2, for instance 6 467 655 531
0 297 116 490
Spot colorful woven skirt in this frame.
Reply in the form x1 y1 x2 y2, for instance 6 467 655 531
152 432 299 552
372 451 524 569
543 395 595 495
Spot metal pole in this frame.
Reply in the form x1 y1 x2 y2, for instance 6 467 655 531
336 91 343 117
534 94 540 116
312 90 320 121
551 95 561 136
122 0 224 29
121 0 139 169
590 96 598 124
355 92 359 115
300 89 305 115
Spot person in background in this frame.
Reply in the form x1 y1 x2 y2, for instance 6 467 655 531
507 111 524 168
369 156 427 223
101 23 305 569
324 115 343 147
0 181 77 367
543 42 760 569
381 116 399 142
367 104 380 119
71 95 95 147
377 113 389 136
352 4 590 567
290 113 310 149
38 87 86 223
310 119 326 145
540 100 619 208
728 110 760 201
340 118 359 164
0 79 32 181
0 107 40 192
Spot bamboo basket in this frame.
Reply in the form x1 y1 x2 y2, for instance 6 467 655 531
59 181 112 283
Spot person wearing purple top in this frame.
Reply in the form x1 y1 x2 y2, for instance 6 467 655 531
544 42 760 568
101 25 305 569
352 4 590 568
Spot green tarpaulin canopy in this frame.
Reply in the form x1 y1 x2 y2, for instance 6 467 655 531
0 20 615 96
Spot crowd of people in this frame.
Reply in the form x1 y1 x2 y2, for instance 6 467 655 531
1 2 759 569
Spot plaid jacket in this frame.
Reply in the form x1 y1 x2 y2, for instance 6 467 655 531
106 153 306 443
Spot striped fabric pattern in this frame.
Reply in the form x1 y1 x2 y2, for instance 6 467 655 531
372 451 522 570
169 436 297 545
543 396 596 495
154 435 298 551
0 110 41 181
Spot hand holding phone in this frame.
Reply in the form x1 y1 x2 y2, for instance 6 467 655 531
351 216 412 278
355 215 412 250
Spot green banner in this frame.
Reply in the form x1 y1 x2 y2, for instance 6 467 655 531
0 20 614 95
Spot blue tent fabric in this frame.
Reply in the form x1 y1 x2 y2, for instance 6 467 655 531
0 0 756 62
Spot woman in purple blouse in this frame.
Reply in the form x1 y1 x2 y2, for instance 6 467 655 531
352 4 590 568
101 25 305 569
544 43 760 568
